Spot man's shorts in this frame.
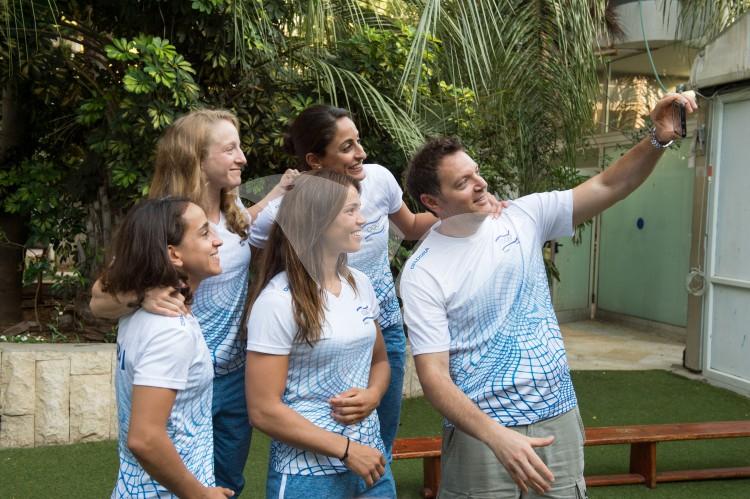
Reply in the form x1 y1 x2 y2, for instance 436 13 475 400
439 407 588 499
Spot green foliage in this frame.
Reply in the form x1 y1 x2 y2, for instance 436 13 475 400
667 0 750 43
6 0 703 320
0 152 86 247
0 1 440 309
109 35 199 107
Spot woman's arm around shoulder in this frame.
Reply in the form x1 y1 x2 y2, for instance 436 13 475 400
89 279 187 319
245 168 299 222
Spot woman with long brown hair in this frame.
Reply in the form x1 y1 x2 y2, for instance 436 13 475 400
91 109 296 495
245 170 395 498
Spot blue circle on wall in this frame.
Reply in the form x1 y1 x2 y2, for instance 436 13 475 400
636 217 645 230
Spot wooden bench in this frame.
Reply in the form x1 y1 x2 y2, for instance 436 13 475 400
392 420 750 497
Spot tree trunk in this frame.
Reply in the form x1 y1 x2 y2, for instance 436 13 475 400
0 82 28 325
0 213 25 325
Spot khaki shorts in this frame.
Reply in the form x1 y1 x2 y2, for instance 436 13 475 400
439 408 588 499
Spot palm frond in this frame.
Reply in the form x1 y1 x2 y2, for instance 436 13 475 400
308 57 426 155
409 0 606 194
666 0 750 44
401 0 515 103
230 0 277 65
1 0 59 73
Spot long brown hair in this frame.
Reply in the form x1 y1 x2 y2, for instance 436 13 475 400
244 170 360 345
100 197 193 306
150 108 249 239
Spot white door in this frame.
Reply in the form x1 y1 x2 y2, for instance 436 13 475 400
703 90 750 396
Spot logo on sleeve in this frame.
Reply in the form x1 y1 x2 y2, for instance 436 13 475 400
116 343 126 371
409 247 430 269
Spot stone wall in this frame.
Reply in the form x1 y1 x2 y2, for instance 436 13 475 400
0 342 425 449
0 343 117 448
402 344 424 398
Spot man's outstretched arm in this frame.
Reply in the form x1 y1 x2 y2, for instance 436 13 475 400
414 352 555 495
572 92 698 227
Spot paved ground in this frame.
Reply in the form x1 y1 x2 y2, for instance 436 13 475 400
561 319 687 371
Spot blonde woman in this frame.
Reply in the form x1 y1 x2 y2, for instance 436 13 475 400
91 109 296 495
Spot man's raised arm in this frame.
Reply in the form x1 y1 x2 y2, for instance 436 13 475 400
572 92 697 226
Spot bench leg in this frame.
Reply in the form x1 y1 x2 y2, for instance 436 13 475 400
423 456 441 498
629 442 657 488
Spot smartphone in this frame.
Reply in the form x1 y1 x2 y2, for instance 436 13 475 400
672 101 687 138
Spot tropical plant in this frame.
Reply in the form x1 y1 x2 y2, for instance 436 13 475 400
667 0 750 43
0 1 442 326
3 0 749 329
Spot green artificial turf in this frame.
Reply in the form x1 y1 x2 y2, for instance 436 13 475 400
2 371 749 498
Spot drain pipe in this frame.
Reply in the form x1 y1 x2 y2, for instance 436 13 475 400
590 62 611 320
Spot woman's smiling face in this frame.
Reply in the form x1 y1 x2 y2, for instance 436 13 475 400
313 117 368 181
321 185 365 256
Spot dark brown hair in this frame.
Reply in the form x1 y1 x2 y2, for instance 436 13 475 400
283 104 351 170
100 197 193 306
243 170 360 345
406 136 465 215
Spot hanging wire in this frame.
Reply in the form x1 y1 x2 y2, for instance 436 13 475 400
638 0 669 93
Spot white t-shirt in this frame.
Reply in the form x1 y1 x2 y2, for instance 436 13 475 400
192 201 251 375
399 191 576 427
112 310 214 498
246 268 385 475
249 164 404 329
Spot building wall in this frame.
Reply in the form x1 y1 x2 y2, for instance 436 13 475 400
596 139 694 327
553 218 593 322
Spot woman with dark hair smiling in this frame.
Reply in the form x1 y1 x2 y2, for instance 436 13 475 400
245 170 395 498
250 105 506 461
101 197 232 498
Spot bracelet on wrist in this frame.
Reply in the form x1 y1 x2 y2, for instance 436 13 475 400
340 436 351 462
649 126 673 149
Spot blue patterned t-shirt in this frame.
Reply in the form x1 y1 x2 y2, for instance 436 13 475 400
246 269 385 475
113 311 214 498
400 191 576 427
193 203 251 375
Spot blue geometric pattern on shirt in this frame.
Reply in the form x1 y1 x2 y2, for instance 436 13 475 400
446 233 576 428
112 364 214 497
348 218 401 329
270 334 385 475
193 264 249 376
